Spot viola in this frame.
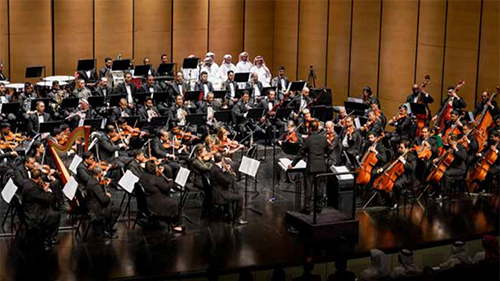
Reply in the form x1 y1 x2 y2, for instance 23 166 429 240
3 132 25 143
356 135 384 186
163 138 182 150
373 150 410 192
123 125 146 137
468 140 500 191
0 140 18 150
286 131 298 143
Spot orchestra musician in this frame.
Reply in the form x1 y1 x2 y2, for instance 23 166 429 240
406 83 434 121
22 169 61 249
78 65 98 86
370 102 387 129
0 82 12 103
375 140 417 209
246 72 264 103
290 87 312 119
361 86 380 107
0 61 8 81
139 160 184 232
224 70 239 107
288 120 331 214
278 120 303 146
340 117 363 165
195 71 215 99
386 104 412 148
232 90 252 140
27 101 51 136
210 152 247 225
358 131 388 193
190 144 213 197
109 98 133 124
98 125 129 163
87 166 120 239
94 77 114 100
271 66 290 99
436 134 468 199
138 96 161 123
117 73 138 105
360 111 383 137
431 86 467 128
151 129 181 177
473 129 500 192
169 71 188 97
473 91 499 118
72 79 91 101
334 107 348 128
168 95 190 129
76 151 95 194
99 57 113 79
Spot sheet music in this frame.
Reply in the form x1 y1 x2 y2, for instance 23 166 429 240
239 156 260 177
118 170 139 193
354 117 361 129
279 158 306 169
175 167 190 188
69 155 82 175
88 138 99 151
330 165 354 180
63 177 78 200
1 179 18 204
347 97 364 104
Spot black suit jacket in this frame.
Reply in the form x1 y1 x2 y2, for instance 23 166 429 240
138 106 161 122
191 158 212 189
126 159 144 177
138 83 163 94
232 100 250 123
13 164 30 191
382 152 417 183
21 180 54 225
271 76 290 93
194 81 215 98
27 112 51 136
0 71 8 81
340 128 363 157
438 96 467 113
196 100 221 115
169 81 189 96
86 178 111 221
98 135 122 162
209 164 236 205
78 70 98 84
151 138 171 159
94 85 114 99
109 106 132 124
117 82 137 97
246 81 264 99
292 132 331 173
76 162 93 191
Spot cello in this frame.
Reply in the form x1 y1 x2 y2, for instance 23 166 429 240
441 114 464 146
467 140 500 191
373 150 411 193
474 87 498 152
432 80 465 134
414 75 431 136
414 138 433 160
426 146 455 184
356 134 384 185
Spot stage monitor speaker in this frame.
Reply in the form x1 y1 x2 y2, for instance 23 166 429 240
327 166 355 219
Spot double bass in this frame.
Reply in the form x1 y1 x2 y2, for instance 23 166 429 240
356 134 384 185
432 80 465 134
373 150 411 192
467 140 500 191
474 87 498 152
414 75 431 136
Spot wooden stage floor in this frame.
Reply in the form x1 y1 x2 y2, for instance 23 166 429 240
0 154 498 281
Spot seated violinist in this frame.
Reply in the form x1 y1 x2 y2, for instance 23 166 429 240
370 102 387 129
87 166 120 239
76 152 95 195
139 160 184 232
190 144 213 192
116 117 148 149
340 117 362 165
375 140 416 209
126 151 146 178
360 111 383 137
278 120 303 146
334 107 348 128
216 127 244 157
386 104 412 148
151 129 181 177
98 125 129 164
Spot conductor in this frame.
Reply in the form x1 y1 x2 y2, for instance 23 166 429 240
288 120 330 214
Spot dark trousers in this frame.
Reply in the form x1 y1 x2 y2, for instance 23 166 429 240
443 167 465 192
221 190 244 218
304 172 324 211
102 205 121 231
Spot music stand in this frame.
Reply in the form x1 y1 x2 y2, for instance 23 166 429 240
77 59 95 71
152 91 168 104
289 81 307 92
311 105 326 121
212 90 227 100
109 94 127 107
0 102 20 115
84 118 106 130
185 114 206 126
409 102 427 116
134 93 149 105
246 108 265 120
31 98 51 110
235 89 249 99
182 58 199 69
134 65 150 77
344 101 369 116
112 60 131 71
157 63 175 75
275 107 293 119
25 66 44 79
234 72 250 83
214 110 232 124
61 98 80 109
39 121 63 133
150 116 170 128
123 116 140 126
184 91 202 102
88 96 105 108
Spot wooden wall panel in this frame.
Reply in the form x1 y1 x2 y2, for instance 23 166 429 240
173 0 208 65
443 0 481 111
9 0 52 82
415 0 447 117
378 0 418 119
349 0 381 98
134 0 172 67
0 0 8 77
54 0 93 75
95 0 133 70
477 0 499 100
209 0 244 62
273 0 299 81
245 0 274 70
327 0 352 105
297 0 328 86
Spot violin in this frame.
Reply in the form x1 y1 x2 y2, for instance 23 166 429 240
58 134 68 145
286 131 299 143
0 140 18 150
356 134 384 186
373 150 410 192
123 125 147 138
467 140 500 191
391 113 408 124
163 138 182 150
3 131 25 143
361 119 375 131
89 159 115 173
